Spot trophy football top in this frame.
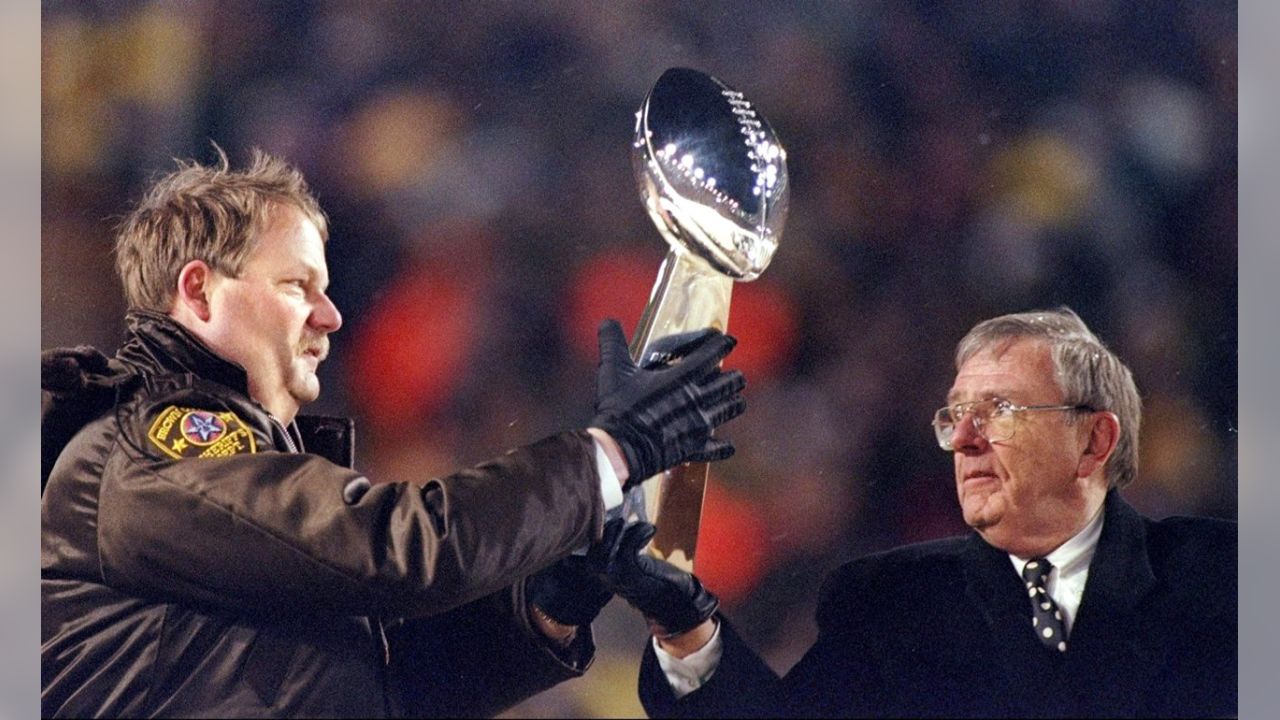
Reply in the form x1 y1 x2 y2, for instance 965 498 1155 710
633 67 789 281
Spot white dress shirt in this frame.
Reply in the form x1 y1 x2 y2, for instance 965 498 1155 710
1007 502 1105 637
654 618 724 698
593 438 624 512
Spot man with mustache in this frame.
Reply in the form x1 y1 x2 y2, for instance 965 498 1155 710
40 148 747 717
601 307 1236 718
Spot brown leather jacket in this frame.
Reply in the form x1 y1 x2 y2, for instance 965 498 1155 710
41 311 606 717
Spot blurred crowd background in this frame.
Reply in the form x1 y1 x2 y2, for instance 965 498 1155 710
42 1 1236 717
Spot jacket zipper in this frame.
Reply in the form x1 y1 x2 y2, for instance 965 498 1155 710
377 618 391 666
270 416 299 453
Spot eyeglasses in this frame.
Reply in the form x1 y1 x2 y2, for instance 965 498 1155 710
931 399 1093 451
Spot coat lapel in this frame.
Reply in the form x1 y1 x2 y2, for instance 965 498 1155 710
962 532 1063 714
1059 491 1166 716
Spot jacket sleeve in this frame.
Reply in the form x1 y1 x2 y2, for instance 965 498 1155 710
639 617 782 719
385 577 595 717
95 388 606 620
640 562 888 719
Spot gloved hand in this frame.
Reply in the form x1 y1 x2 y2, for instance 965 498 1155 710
597 520 720 637
526 519 626 626
590 319 746 489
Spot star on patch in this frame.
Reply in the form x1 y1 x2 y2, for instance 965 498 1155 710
182 411 226 445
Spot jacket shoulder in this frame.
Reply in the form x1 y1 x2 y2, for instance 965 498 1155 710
826 535 970 584
92 373 280 467
41 346 139 491
1145 511 1236 544
816 535 968 629
1144 513 1237 601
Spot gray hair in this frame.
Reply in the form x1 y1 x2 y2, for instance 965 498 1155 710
956 307 1141 489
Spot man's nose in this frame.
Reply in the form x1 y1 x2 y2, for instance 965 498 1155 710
311 292 343 333
950 411 988 453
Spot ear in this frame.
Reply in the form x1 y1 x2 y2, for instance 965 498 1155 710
1076 411 1120 480
174 260 216 322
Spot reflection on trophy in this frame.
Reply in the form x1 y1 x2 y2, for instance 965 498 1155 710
625 67 789 572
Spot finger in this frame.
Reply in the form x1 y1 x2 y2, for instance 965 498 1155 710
695 370 746 406
639 328 719 368
602 516 627 544
676 332 738 377
647 389 724 434
597 319 631 365
616 521 658 562
702 393 747 428
589 517 628 566
686 437 735 463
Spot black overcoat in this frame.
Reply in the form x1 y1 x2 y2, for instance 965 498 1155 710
640 491 1236 718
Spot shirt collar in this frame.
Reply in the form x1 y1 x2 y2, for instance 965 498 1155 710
1009 501 1106 577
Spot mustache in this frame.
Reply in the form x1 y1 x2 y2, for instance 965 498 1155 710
300 336 330 361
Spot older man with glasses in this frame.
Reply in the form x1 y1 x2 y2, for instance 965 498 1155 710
596 307 1236 718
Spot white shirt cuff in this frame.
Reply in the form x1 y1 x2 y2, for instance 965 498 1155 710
653 620 723 699
593 438 624 512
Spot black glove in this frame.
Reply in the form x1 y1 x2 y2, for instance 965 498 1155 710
590 319 746 489
525 519 626 626
598 520 720 637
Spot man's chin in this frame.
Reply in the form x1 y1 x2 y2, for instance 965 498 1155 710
290 377 322 406
960 494 1002 530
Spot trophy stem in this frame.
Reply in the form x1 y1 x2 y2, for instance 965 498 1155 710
628 249 734 573
630 249 734 356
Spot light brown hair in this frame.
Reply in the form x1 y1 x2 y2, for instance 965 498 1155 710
114 145 328 312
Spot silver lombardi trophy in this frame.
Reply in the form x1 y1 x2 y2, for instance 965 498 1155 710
626 68 789 572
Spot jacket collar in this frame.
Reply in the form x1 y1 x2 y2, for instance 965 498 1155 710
1074 490 1157 612
960 490 1155 612
113 311 356 468
116 310 251 396
1061 491 1165 714
961 490 1163 715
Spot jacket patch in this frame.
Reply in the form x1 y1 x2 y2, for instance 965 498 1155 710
147 406 258 459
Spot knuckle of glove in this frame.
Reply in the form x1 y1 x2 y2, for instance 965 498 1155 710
670 584 719 633
638 562 718 633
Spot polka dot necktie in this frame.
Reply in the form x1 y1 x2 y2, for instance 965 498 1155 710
1022 558 1067 653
